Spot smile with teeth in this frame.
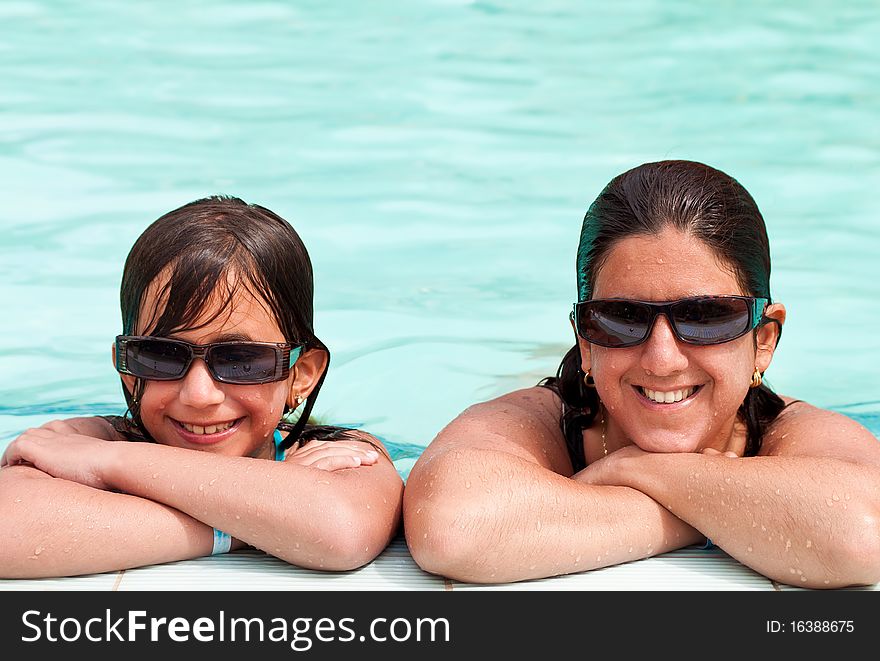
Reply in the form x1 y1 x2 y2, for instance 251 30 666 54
637 385 700 404
178 419 238 435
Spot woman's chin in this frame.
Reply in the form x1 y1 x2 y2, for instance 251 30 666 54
629 432 702 454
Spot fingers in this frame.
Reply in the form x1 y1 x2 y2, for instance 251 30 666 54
287 441 381 471
310 455 370 472
701 447 739 458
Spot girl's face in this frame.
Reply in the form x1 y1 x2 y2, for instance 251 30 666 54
117 273 326 459
577 226 784 454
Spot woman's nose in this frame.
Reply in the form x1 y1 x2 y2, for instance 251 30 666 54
177 359 225 408
639 314 689 376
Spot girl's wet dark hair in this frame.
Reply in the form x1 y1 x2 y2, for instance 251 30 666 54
542 160 785 468
115 195 333 451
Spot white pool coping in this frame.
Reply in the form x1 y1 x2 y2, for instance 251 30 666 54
2 535 875 591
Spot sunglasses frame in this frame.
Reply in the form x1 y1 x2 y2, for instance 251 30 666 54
572 295 770 348
115 335 303 384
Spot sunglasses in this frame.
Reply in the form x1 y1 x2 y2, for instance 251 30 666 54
115 335 303 384
572 296 769 348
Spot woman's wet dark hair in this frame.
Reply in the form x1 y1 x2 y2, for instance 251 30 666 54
114 195 333 451
542 160 785 468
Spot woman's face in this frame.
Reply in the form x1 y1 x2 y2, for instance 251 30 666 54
578 226 784 454
117 273 326 459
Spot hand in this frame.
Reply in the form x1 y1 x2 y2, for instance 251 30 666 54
573 444 648 487
1 427 118 490
284 439 381 472
38 417 122 440
701 447 739 458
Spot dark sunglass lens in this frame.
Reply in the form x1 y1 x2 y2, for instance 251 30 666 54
127 340 190 379
580 301 652 347
673 298 751 344
210 345 279 383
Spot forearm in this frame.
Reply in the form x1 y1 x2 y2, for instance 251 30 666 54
103 443 400 571
616 453 880 588
405 447 703 583
0 465 212 578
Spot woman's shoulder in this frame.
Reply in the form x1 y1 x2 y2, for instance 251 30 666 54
421 386 570 472
761 396 880 466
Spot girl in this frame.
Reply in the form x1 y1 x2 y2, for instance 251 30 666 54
404 160 880 588
1 196 403 577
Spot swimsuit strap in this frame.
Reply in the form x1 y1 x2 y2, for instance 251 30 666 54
273 429 285 462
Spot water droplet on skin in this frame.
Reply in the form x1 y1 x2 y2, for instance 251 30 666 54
825 498 833 506
824 580 830 585
628 546 633 553
800 576 807 582
152 473 158 479
806 540 812 548
209 478 218 486
63 547 71 553
198 484 205 491
785 539 791 551
34 546 44 555
789 567 796 574
465 481 471 489
775 489 780 495
14 498 21 503
536 520 542 532
747 546 753 552
832 494 840 502
295 543 300 549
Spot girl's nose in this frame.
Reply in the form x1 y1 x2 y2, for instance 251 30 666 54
639 314 689 376
177 359 225 408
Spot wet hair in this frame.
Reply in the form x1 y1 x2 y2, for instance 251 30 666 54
541 160 785 468
113 195 336 452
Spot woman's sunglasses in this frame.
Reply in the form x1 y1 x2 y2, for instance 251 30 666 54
115 335 303 384
572 296 769 348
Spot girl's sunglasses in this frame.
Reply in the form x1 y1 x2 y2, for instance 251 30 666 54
115 336 303 384
572 296 769 348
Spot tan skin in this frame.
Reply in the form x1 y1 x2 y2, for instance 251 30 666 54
404 227 880 587
0 275 403 578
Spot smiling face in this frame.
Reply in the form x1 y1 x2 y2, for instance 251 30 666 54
117 271 327 459
577 226 784 454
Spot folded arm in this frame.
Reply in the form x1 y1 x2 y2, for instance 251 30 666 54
1 422 403 577
404 387 702 583
580 403 880 588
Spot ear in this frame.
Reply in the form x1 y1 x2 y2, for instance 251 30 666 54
112 343 137 398
287 347 329 409
571 313 592 373
755 302 786 373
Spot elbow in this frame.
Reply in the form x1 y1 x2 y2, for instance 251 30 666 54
833 505 880 587
403 469 495 583
807 504 880 589
276 486 402 572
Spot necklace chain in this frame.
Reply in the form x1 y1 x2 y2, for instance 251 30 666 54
600 406 608 457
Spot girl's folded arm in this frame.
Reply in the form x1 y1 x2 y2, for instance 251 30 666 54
99 436 403 571
0 464 214 579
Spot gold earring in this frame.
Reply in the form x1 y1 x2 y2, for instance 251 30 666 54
583 369 596 389
750 368 762 389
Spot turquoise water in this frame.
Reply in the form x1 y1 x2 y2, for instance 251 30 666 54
1 1 879 472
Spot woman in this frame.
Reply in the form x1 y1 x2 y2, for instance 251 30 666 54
1 196 402 577
404 160 880 588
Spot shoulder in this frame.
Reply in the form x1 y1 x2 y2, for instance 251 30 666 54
760 397 880 467
422 386 570 473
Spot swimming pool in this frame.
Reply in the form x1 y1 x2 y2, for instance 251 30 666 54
1 1 878 473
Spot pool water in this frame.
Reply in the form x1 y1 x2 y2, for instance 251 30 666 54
1 1 878 473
